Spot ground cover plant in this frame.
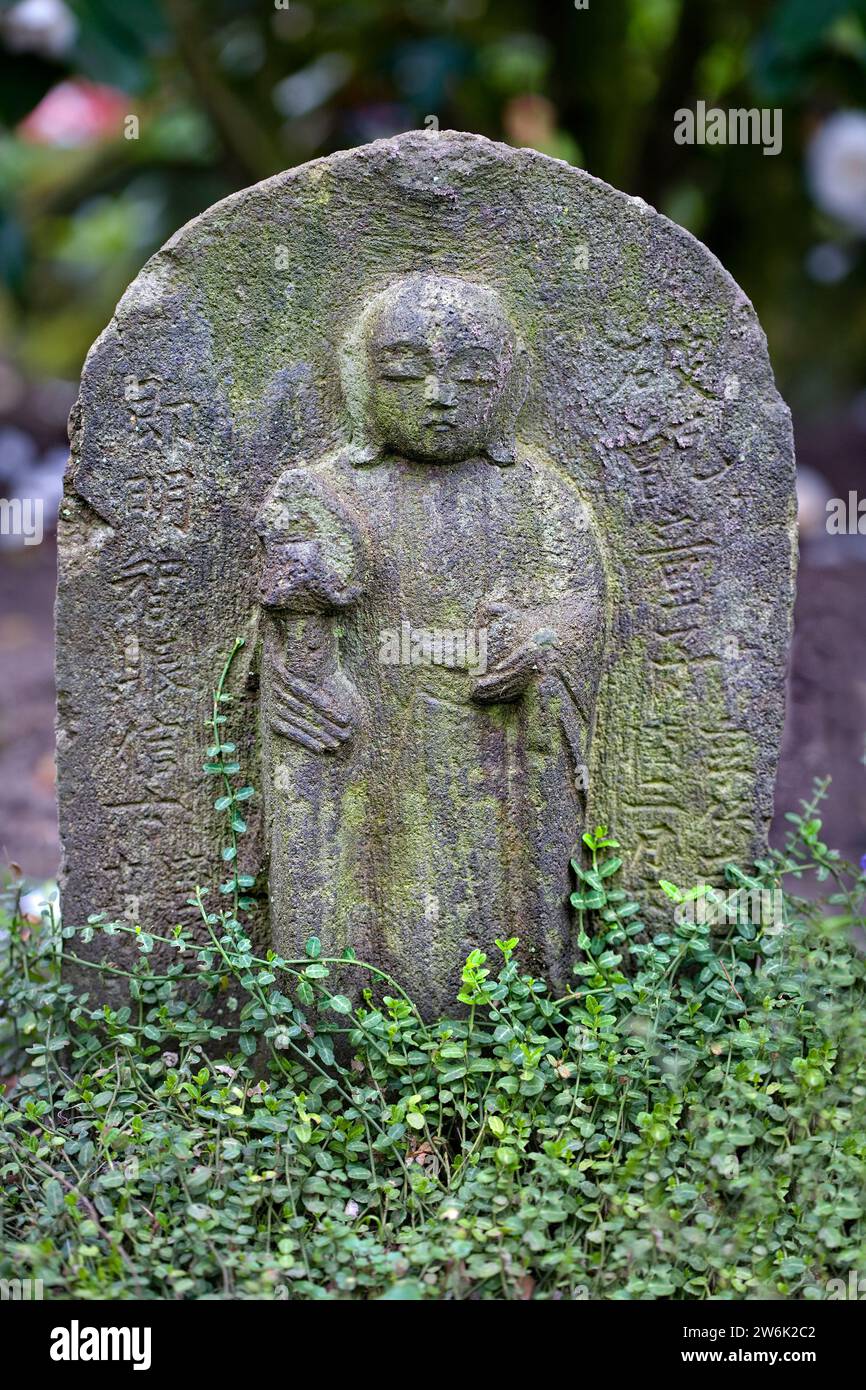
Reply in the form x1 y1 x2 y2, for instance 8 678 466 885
1 643 864 1300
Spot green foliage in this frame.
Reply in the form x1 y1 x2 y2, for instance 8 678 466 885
1 656 865 1300
203 636 257 914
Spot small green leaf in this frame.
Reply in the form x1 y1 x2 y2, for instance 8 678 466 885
326 994 352 1015
598 857 622 878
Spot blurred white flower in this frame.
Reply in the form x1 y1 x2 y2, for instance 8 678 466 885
796 464 833 538
0 425 37 489
273 53 352 119
3 0 77 59
807 111 866 234
19 887 59 924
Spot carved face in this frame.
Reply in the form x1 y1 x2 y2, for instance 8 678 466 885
364 276 516 464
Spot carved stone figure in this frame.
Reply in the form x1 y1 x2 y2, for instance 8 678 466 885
56 131 797 1014
256 273 607 1009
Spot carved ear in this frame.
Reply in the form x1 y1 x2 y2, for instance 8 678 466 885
485 344 530 467
486 436 517 466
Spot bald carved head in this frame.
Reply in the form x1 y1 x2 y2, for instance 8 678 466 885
342 273 525 466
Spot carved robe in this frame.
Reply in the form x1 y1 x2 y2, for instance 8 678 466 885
257 448 606 1015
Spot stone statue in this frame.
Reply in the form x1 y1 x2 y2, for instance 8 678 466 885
256 273 607 1011
56 131 797 1015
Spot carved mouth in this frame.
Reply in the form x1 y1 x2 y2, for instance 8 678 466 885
424 418 455 430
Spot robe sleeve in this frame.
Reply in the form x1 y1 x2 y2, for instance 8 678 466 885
255 465 365 613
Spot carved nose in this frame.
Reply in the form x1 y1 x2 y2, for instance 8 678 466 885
425 375 455 407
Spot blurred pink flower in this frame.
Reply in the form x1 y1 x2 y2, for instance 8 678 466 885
18 79 127 147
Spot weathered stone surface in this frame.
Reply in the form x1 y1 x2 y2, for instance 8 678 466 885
56 130 797 1015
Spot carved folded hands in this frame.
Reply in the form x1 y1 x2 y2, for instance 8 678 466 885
268 660 359 754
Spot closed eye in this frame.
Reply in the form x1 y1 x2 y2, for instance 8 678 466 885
375 348 430 382
451 369 497 383
449 354 498 383
379 364 426 381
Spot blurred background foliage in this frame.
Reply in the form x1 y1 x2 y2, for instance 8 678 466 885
0 0 865 413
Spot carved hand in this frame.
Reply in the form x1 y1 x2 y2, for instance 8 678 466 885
268 661 359 754
472 628 557 705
